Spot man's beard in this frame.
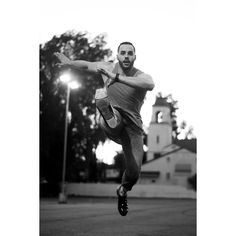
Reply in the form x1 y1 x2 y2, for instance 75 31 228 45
118 60 134 71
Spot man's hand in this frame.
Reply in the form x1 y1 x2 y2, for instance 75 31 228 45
97 66 116 87
54 52 71 67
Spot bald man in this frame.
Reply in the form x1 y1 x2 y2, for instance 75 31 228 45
55 42 155 216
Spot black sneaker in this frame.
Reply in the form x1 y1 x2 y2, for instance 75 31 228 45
116 186 128 216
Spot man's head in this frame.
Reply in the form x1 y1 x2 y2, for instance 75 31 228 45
117 42 136 71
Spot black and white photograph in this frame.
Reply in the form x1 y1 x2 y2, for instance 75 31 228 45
2 0 236 236
39 1 197 235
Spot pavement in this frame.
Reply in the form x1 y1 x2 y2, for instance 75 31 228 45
40 197 196 236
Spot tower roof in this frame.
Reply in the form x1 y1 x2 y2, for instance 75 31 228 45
153 97 170 107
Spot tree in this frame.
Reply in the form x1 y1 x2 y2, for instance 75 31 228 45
40 31 112 187
178 121 196 139
188 174 196 191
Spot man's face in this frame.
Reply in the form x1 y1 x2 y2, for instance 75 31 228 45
117 44 136 71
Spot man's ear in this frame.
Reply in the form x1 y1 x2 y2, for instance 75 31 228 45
134 55 136 61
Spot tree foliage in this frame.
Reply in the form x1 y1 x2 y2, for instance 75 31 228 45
40 31 112 184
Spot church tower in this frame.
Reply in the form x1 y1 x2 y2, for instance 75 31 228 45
147 97 172 161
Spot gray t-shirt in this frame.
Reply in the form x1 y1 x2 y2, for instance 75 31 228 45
107 63 147 133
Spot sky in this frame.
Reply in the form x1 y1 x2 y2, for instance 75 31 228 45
39 0 198 164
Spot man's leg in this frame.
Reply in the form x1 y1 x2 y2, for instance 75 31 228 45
95 88 124 143
116 126 144 216
95 88 121 129
120 126 144 190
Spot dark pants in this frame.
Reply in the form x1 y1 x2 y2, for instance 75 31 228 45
98 110 144 191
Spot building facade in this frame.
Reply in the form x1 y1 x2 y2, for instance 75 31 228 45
140 97 196 188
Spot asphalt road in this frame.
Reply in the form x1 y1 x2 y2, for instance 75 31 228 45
40 197 196 236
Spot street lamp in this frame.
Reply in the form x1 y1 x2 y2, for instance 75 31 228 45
58 71 81 204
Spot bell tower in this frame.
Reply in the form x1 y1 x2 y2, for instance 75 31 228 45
147 97 172 161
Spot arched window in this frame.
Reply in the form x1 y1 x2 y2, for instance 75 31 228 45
155 111 163 123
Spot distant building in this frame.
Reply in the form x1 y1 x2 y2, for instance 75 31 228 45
139 97 196 188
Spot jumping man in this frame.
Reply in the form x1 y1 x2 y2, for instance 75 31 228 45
55 42 155 216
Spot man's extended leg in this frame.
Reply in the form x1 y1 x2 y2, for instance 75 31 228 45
116 126 144 216
121 126 144 191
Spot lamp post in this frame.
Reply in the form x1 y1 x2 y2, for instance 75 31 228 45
58 72 80 204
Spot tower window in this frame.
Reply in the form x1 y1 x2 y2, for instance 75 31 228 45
156 111 163 123
156 135 160 143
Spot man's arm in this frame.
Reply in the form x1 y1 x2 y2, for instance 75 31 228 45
68 60 99 73
54 52 108 74
97 67 155 91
